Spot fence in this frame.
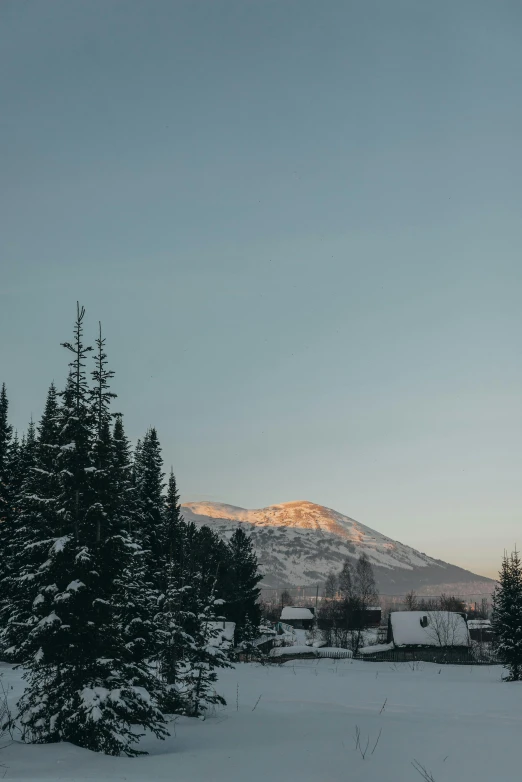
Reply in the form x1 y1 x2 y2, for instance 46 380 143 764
354 648 500 665
265 645 499 665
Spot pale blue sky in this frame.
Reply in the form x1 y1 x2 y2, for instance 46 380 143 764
2 0 522 578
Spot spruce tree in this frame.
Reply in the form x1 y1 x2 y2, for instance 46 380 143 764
492 549 522 681
134 427 165 569
153 470 192 712
0 384 14 641
177 523 231 716
112 416 135 536
0 383 13 527
8 431 21 509
17 305 167 755
0 409 56 660
181 566 230 718
112 416 159 670
224 527 262 646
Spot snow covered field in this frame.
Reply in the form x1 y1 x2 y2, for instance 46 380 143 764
1 659 519 781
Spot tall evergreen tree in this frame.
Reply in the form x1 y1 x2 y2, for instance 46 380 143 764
8 431 21 507
0 384 14 640
112 416 135 535
134 427 165 569
223 527 262 646
0 414 50 659
0 383 13 529
181 523 231 715
182 578 230 718
17 305 168 755
113 416 159 671
154 470 190 712
492 549 522 681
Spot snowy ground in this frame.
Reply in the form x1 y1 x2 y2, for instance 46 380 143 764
1 659 519 781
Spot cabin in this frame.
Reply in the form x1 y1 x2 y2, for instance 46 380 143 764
467 619 495 643
360 611 472 663
279 606 315 630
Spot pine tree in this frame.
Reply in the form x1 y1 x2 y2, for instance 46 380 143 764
112 416 135 536
492 549 522 681
8 430 21 509
17 305 168 755
113 416 159 670
153 470 193 713
134 427 165 569
181 569 230 718
0 384 14 640
224 527 262 646
0 383 13 529
0 406 57 660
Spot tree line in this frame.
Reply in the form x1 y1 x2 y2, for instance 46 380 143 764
0 304 262 756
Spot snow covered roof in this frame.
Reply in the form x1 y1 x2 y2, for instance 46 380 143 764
390 611 470 648
467 619 491 629
280 606 314 621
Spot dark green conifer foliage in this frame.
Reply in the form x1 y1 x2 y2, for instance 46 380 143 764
112 416 158 668
181 563 231 718
0 384 14 639
223 527 262 646
18 306 168 756
8 431 21 509
134 427 165 566
0 415 46 659
493 549 522 681
0 383 13 529
154 470 188 711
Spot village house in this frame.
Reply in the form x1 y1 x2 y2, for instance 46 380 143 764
384 611 471 662
467 618 495 643
359 611 472 662
279 606 315 630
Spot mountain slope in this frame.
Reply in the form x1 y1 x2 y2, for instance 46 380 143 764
182 500 495 597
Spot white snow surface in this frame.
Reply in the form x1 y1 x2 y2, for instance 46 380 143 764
0 658 516 781
280 606 314 621
390 611 470 647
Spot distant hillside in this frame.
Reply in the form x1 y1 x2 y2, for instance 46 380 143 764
182 500 495 598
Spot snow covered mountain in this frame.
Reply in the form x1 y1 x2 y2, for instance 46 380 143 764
181 500 494 597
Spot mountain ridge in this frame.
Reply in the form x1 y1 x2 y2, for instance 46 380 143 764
181 500 495 597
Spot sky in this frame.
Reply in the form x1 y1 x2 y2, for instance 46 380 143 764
1 0 522 580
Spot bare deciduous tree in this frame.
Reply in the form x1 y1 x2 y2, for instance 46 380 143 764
425 611 465 647
338 560 353 599
324 571 338 600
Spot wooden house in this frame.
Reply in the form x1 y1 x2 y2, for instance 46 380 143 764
360 611 473 663
280 606 315 630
